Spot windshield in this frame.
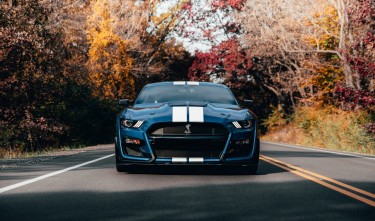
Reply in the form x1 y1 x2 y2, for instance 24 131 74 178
134 85 238 105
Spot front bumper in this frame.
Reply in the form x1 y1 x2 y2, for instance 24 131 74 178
115 123 259 166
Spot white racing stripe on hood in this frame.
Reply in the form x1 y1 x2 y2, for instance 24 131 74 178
187 81 199 85
189 107 204 122
173 81 185 85
172 106 188 122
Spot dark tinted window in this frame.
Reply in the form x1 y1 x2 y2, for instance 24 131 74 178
135 85 238 105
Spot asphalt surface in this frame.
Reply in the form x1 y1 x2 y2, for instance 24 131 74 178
0 142 374 221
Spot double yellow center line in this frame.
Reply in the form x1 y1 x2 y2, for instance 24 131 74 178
260 155 375 207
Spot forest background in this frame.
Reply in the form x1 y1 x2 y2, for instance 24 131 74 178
0 0 374 157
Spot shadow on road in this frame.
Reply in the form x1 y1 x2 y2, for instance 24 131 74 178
120 164 281 176
1 181 374 221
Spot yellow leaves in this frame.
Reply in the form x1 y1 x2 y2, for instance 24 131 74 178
150 0 189 34
303 63 344 106
86 0 134 100
304 4 340 50
300 2 345 106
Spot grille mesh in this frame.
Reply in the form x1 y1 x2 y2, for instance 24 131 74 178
149 123 227 136
148 123 228 158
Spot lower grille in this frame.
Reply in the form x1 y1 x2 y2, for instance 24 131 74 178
148 123 228 158
149 136 227 158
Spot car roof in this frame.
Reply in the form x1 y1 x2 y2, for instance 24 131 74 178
145 81 228 88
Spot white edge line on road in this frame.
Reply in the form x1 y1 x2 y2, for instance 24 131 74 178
0 154 115 194
261 141 375 160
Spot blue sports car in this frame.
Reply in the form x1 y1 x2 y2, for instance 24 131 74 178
115 81 259 173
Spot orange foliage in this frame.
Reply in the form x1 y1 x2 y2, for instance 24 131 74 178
304 64 344 106
87 0 134 100
303 3 344 106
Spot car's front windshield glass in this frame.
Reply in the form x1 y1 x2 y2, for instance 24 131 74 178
134 85 238 105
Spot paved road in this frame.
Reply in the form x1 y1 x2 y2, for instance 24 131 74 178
1 142 374 221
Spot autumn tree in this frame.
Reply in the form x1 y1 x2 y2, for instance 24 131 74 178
336 0 375 110
237 1 344 108
185 0 294 121
186 0 250 82
110 0 191 86
301 3 345 105
239 0 374 109
0 0 68 151
41 0 91 85
87 0 134 100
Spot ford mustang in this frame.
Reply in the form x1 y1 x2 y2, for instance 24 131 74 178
115 81 259 173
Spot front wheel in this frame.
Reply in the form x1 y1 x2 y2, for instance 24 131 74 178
115 142 128 172
116 164 129 172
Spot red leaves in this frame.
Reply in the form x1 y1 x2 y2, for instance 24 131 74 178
363 123 375 137
335 84 375 110
337 0 375 110
212 0 246 11
347 0 374 25
186 1 248 83
181 2 192 11
188 39 251 85
212 0 225 9
189 51 219 81
217 39 251 75
346 55 375 77
176 0 245 48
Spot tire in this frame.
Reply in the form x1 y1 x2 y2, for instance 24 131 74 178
115 142 128 172
116 164 129 172
244 138 260 174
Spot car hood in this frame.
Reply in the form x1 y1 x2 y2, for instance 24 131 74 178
120 102 254 124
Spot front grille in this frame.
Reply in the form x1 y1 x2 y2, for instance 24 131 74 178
148 123 228 158
148 123 227 136
150 136 227 158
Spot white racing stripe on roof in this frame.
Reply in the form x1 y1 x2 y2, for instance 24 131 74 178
189 157 204 163
189 107 204 122
172 157 187 163
173 81 186 85
187 81 200 85
172 106 187 122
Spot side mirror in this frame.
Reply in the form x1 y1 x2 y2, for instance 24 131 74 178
118 99 129 107
243 99 254 108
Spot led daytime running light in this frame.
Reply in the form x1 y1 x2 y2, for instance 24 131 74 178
133 121 144 128
232 121 242 129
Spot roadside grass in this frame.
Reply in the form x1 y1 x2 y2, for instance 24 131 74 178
0 145 86 159
262 106 375 155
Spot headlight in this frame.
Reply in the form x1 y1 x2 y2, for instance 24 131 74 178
121 119 144 128
241 120 252 128
232 120 253 129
